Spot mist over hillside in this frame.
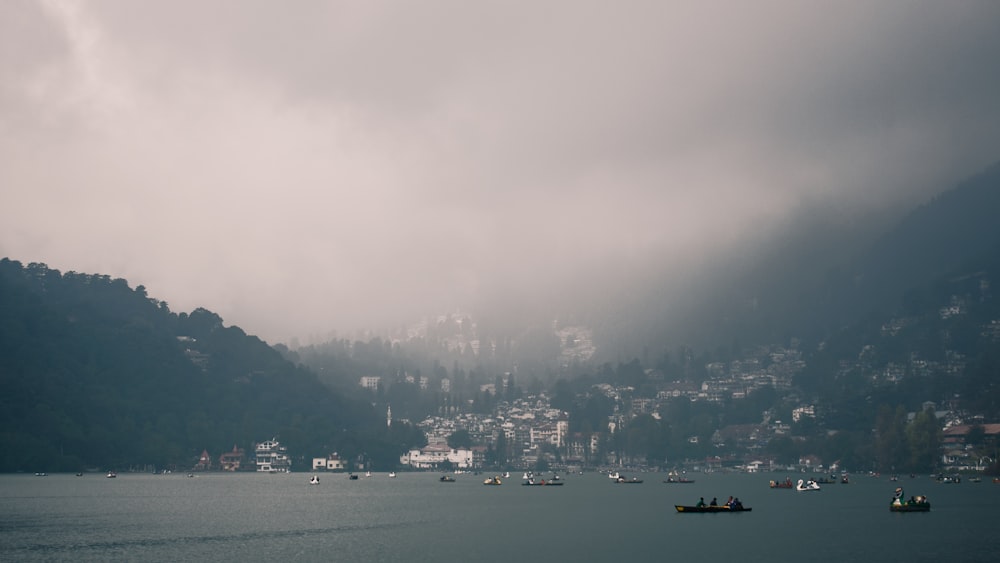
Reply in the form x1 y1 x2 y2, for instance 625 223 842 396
574 159 1000 361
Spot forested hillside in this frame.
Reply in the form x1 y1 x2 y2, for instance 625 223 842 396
0 259 424 473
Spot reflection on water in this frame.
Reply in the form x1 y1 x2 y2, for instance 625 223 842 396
1 472 998 562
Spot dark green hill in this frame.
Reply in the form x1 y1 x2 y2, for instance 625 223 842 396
0 259 422 473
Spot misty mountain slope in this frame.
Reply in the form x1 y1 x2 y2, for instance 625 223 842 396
0 259 391 472
595 159 1000 359
849 160 1000 314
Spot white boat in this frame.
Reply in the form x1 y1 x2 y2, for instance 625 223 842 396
608 471 621 480
389 472 397 478
309 475 320 485
106 471 117 478
796 478 821 491
365 471 372 478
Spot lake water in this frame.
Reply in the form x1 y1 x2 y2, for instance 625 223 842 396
1 471 997 562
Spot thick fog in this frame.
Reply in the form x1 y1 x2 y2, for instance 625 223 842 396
2 1 999 344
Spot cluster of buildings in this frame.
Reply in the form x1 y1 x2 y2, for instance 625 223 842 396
399 397 570 470
190 440 292 472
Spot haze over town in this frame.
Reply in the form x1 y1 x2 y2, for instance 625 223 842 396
3 1 1000 344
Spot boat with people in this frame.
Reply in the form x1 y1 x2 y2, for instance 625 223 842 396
389 471 397 478
614 475 643 484
348 473 359 480
769 478 794 488
309 475 320 485
483 475 502 485
675 504 751 513
796 478 821 491
663 471 695 484
890 487 930 512
523 474 563 486
439 475 455 482
106 471 117 478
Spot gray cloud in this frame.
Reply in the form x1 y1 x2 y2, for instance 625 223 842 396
2 1 999 343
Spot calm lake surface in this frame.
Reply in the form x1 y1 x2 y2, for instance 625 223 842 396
1 471 997 562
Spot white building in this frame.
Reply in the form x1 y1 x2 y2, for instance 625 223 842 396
360 376 381 390
255 439 291 472
312 452 346 471
399 444 473 469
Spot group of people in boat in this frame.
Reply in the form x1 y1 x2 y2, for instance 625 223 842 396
695 496 743 509
891 487 927 506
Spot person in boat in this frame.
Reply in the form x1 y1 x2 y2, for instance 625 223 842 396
696 497 706 507
733 498 743 509
725 496 734 507
709 497 718 506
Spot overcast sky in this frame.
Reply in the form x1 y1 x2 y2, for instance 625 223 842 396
3 1 1000 344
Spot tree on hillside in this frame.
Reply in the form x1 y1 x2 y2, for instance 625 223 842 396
906 407 942 472
447 429 472 449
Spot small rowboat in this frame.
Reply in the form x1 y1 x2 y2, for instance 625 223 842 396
675 505 751 513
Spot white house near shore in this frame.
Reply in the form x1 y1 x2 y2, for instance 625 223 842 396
312 453 346 471
399 444 473 469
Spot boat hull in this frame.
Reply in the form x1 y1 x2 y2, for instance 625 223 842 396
890 503 930 512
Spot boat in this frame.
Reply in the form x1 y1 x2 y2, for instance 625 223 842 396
483 475 502 485
365 471 372 478
389 472 397 478
523 474 563 486
439 475 455 482
675 504 751 513
840 473 850 484
503 471 511 478
614 476 643 484
348 473 359 480
34 472 47 477
890 487 930 512
769 478 794 489
309 475 320 485
663 470 694 483
796 479 821 491
106 471 117 478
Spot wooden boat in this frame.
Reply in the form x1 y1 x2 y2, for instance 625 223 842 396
675 505 751 513
769 478 793 489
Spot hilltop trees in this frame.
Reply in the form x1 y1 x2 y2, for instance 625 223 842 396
874 404 942 473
